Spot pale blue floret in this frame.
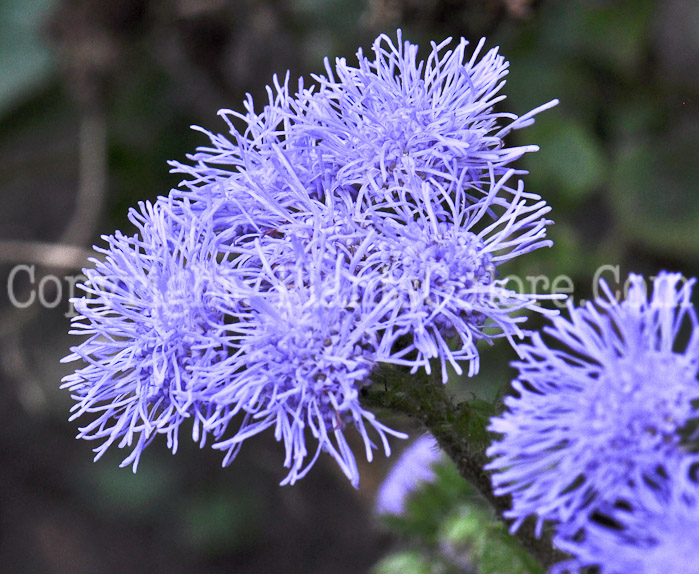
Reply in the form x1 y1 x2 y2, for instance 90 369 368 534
297 31 558 210
355 168 558 381
209 239 408 487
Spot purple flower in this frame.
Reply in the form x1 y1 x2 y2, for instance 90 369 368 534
210 239 407 487
170 31 560 381
375 434 442 516
356 168 556 381
63 31 558 486
486 272 699 533
169 73 327 225
170 29 558 240
552 456 699 574
61 199 242 470
294 30 558 210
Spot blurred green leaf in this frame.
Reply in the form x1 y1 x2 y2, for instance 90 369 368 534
523 118 607 204
578 0 654 74
377 438 547 573
439 507 544 574
373 550 432 574
380 456 477 543
0 0 55 117
179 491 261 554
539 0 654 75
610 122 699 257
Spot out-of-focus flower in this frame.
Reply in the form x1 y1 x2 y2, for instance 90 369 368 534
486 272 699 533
552 456 699 574
376 434 442 516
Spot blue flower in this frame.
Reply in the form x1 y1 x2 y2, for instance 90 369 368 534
210 238 407 486
551 456 699 574
169 29 561 383
356 168 557 381
171 30 558 230
486 272 699 533
294 30 558 210
375 434 442 516
61 199 242 470
169 73 328 222
63 31 559 486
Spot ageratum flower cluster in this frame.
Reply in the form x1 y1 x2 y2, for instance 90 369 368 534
487 272 699 571
63 31 557 486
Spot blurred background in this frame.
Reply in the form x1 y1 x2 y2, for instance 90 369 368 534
0 0 697 572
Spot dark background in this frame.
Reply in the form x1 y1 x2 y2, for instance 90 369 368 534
0 0 697 572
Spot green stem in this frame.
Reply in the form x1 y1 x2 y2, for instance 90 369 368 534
364 364 566 571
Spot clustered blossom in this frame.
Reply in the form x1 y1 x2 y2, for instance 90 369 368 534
354 169 554 380
209 243 408 486
63 31 556 486
487 272 699 570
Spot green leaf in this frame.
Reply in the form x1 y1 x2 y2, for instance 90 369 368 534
610 122 699 257
439 507 545 574
522 119 607 204
383 458 478 542
373 551 432 574
538 0 654 76
0 0 55 118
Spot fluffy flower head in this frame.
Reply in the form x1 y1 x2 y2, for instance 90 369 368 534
61 199 240 469
552 457 699 574
211 242 407 486
168 30 559 384
301 30 557 204
486 272 699 531
63 30 559 487
357 169 557 380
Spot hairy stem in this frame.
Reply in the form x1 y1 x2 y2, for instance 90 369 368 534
365 364 566 570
